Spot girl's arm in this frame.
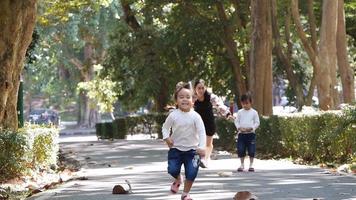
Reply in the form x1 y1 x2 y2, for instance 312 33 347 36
252 111 260 132
195 115 206 150
234 111 241 131
210 93 230 117
162 113 173 140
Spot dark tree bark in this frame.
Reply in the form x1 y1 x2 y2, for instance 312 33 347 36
337 0 355 103
291 0 320 106
0 0 37 130
250 0 273 115
271 0 305 110
120 0 168 112
318 0 338 110
215 1 247 98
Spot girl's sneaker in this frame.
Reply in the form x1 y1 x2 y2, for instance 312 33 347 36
181 194 193 200
170 175 183 193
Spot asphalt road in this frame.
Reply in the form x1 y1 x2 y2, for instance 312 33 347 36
28 134 356 200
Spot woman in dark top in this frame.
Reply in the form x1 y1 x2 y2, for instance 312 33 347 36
194 79 231 168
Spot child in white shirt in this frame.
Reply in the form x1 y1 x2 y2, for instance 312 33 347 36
234 93 260 172
162 82 206 200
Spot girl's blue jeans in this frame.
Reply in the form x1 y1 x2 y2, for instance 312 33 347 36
236 133 256 158
167 148 199 181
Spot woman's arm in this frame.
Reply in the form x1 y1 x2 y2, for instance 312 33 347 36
210 93 231 117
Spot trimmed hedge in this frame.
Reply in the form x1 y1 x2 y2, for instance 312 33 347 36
0 125 59 182
96 113 166 139
215 107 356 164
95 107 355 164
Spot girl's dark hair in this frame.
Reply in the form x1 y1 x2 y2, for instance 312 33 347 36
194 79 205 89
240 93 252 103
174 82 192 100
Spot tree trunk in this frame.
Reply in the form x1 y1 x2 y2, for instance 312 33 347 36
271 0 305 110
317 0 338 110
291 0 320 106
71 41 96 127
215 1 247 98
337 0 355 103
250 0 273 116
155 78 169 112
0 0 37 130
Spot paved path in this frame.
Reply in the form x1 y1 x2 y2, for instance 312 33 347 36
28 134 356 200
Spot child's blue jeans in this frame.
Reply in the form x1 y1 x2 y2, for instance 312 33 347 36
167 148 199 181
236 133 256 158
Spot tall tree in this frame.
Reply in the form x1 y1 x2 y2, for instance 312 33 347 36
337 0 355 103
250 0 273 115
271 0 305 110
215 1 247 97
317 0 338 110
0 1 37 130
291 0 320 106
119 0 169 112
36 1 117 126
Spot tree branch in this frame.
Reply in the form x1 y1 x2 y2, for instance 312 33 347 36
291 0 317 61
69 58 87 79
307 0 317 51
120 0 141 31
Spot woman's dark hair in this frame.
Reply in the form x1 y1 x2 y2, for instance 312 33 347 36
194 79 205 89
174 82 192 100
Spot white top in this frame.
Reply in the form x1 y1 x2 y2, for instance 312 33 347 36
162 109 206 151
234 108 260 133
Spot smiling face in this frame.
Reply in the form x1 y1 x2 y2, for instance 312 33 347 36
194 83 206 99
176 88 193 112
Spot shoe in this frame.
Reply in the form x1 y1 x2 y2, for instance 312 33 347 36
248 167 255 172
170 175 182 193
181 194 193 200
237 167 244 172
199 159 208 168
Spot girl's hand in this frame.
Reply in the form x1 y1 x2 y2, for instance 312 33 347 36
164 137 174 148
196 148 206 157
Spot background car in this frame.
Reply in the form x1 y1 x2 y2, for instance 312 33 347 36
28 108 60 126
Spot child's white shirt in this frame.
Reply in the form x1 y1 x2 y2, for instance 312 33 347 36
234 108 260 133
162 109 206 151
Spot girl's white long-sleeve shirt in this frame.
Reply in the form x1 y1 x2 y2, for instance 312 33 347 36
234 108 260 133
162 109 206 151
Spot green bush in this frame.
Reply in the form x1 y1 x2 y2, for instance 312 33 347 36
26 126 59 167
115 117 127 139
0 126 59 182
215 108 356 164
96 122 116 139
0 130 30 182
95 113 167 139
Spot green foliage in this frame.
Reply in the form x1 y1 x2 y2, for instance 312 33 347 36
78 64 120 113
95 113 167 139
26 1 120 111
38 0 114 26
104 1 239 111
214 118 236 152
0 126 59 182
214 110 356 164
26 126 59 167
0 130 30 182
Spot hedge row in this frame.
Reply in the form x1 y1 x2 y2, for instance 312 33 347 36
0 125 59 182
215 107 356 164
96 107 355 164
96 113 166 139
